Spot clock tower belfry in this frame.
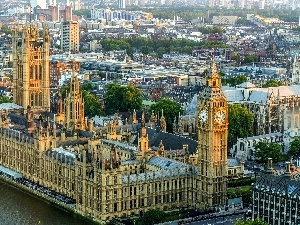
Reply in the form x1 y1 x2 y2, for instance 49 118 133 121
196 56 228 211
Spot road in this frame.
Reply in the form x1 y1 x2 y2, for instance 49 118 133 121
187 214 243 225
162 212 244 225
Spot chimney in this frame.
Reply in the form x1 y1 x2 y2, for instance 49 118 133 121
268 158 273 168
265 158 273 174
284 162 291 177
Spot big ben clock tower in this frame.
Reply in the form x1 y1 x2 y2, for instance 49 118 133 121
196 56 228 211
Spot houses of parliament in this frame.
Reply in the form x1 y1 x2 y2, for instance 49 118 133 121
0 24 229 222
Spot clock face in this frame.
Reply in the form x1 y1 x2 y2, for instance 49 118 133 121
214 110 226 124
199 110 208 123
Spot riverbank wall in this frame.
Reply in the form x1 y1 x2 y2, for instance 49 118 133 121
0 175 103 225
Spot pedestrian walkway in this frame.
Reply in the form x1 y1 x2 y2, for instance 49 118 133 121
156 208 248 225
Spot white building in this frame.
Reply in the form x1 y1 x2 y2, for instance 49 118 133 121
118 0 126 9
292 55 300 84
31 0 47 9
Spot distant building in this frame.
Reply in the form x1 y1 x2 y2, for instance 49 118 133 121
212 16 238 25
31 0 46 9
50 60 80 86
292 55 300 84
118 0 126 9
252 159 300 224
60 21 80 52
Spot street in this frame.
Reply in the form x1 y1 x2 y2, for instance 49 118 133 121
187 214 243 225
160 212 245 225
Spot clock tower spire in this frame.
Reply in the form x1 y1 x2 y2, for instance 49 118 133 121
196 55 228 211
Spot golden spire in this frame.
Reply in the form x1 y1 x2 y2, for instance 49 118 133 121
206 53 221 88
210 54 219 78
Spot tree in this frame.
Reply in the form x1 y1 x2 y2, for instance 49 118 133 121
81 90 104 118
198 26 224 34
0 96 12 104
219 70 226 77
73 9 91 18
82 82 93 91
97 71 106 79
243 55 258 64
150 98 183 133
0 25 12 35
141 46 151 55
262 79 284 88
222 75 247 87
230 54 240 61
235 218 268 225
254 142 283 163
156 47 165 58
288 137 300 158
59 85 70 99
228 104 254 147
104 83 142 115
143 209 166 225
228 186 252 207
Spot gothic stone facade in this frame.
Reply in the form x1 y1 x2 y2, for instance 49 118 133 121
4 24 229 222
12 25 50 112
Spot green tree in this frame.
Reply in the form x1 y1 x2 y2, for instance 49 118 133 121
82 82 93 91
288 137 300 157
143 209 166 225
255 142 283 163
150 98 183 133
243 55 258 64
0 25 12 35
59 85 70 99
222 75 247 87
219 70 226 77
203 69 209 76
262 79 284 88
228 186 252 207
235 218 268 225
228 104 254 147
73 9 91 18
97 71 106 79
104 83 142 115
141 46 151 55
230 54 240 61
81 90 104 117
156 47 165 58
0 96 12 104
198 26 224 34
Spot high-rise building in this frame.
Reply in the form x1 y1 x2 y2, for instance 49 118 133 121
118 0 126 9
12 24 50 112
196 56 228 210
60 21 80 52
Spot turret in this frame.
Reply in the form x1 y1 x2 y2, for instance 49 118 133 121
64 61 86 131
160 109 166 132
138 111 149 153
132 109 138 124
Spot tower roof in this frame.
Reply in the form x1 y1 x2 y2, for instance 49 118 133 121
200 55 225 100
207 56 220 80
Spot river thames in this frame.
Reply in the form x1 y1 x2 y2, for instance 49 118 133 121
0 180 89 225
